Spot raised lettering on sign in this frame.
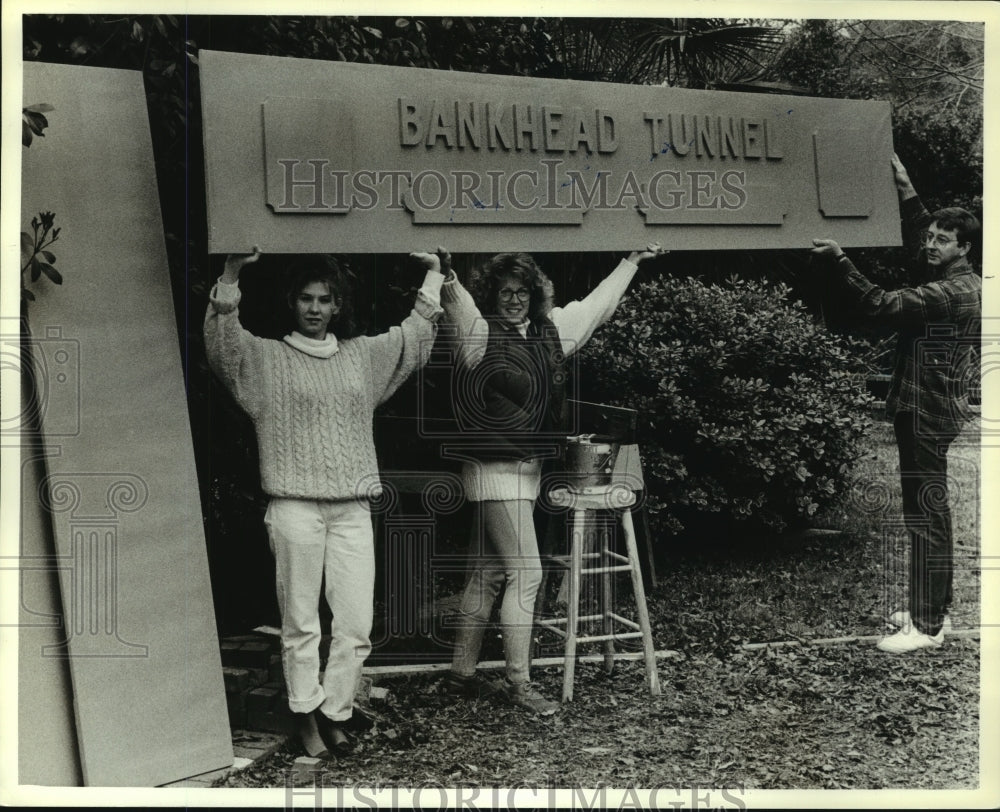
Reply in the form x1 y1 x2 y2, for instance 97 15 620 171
398 98 620 155
642 112 783 161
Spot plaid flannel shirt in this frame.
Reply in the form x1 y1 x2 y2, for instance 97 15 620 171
836 196 981 434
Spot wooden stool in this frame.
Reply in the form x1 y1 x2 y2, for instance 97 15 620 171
538 485 661 701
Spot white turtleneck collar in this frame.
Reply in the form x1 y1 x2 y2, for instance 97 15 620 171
496 318 530 337
283 331 340 358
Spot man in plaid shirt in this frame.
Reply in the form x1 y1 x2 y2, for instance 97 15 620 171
812 154 981 653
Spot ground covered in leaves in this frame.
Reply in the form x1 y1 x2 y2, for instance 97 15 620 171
218 418 981 791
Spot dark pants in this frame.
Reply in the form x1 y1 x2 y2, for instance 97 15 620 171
893 412 958 636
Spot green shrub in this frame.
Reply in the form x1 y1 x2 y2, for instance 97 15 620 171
578 275 875 537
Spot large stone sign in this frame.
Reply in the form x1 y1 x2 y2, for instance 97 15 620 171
200 50 900 253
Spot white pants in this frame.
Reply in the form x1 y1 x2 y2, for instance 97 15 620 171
264 497 374 720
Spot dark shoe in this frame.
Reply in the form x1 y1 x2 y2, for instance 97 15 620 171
439 670 500 699
500 680 559 715
294 712 330 759
313 709 353 754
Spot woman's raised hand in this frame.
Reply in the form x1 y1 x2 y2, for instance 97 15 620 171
409 250 442 274
434 246 453 278
222 245 262 283
627 242 666 265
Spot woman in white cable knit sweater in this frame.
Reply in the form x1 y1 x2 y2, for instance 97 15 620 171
435 244 664 715
204 248 443 757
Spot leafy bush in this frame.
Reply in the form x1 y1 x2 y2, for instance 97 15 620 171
578 275 875 538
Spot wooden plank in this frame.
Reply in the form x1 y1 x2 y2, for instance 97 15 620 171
21 62 232 787
361 649 682 676
741 628 980 650
199 50 901 254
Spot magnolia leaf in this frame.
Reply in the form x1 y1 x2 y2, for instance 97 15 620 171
22 288 36 301
21 231 33 257
30 257 41 282
24 111 49 136
41 250 56 263
39 263 63 284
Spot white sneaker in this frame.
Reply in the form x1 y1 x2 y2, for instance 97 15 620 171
876 625 944 653
887 611 952 634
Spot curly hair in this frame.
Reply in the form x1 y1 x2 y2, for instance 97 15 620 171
466 252 555 322
283 254 358 338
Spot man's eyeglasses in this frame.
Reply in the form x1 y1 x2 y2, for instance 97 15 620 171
920 231 959 249
498 288 531 303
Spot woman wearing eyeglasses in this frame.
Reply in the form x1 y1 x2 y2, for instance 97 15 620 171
811 154 981 655
433 245 664 714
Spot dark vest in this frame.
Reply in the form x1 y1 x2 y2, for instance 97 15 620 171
454 316 568 461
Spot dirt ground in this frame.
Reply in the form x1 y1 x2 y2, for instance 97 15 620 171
217 418 983 793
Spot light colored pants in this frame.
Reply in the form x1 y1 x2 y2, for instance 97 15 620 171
264 497 374 719
451 499 542 685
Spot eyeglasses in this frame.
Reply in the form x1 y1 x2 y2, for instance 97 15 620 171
498 288 531 303
920 231 959 249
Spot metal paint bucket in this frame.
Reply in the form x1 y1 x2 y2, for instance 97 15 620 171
564 434 621 489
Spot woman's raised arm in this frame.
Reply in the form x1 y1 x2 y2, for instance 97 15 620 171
364 252 445 406
436 246 491 370
203 247 266 418
550 242 664 356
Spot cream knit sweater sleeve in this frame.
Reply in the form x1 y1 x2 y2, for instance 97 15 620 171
204 279 267 419
549 258 638 356
365 269 445 406
439 272 489 370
